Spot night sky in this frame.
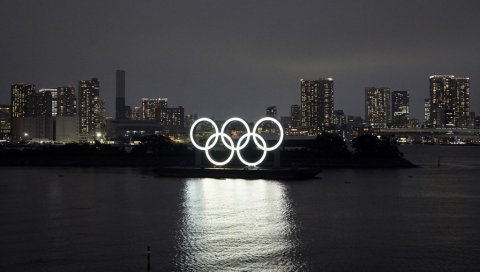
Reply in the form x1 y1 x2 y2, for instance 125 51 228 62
1 0 479 121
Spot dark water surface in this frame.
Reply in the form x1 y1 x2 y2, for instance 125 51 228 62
1 145 480 271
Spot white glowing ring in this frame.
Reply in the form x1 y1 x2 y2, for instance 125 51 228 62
190 117 284 167
204 133 236 166
190 117 219 151
252 117 284 151
236 133 268 167
220 117 251 150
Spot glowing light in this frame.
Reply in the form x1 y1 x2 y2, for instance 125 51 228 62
190 117 283 167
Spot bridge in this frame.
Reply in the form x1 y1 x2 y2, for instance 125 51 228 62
374 128 480 142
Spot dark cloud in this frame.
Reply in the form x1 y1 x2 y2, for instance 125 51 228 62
1 0 479 120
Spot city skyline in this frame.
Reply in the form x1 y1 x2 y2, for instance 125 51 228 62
1 72 474 123
1 1 479 121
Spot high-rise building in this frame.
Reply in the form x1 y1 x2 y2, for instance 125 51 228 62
0 105 11 135
79 78 103 136
455 77 470 128
290 104 301 129
38 89 57 117
424 98 431 127
11 83 36 118
115 70 126 120
391 91 409 128
158 106 184 131
365 87 391 128
57 87 77 116
429 75 470 128
141 98 168 121
266 106 277 119
300 78 334 134
37 89 55 117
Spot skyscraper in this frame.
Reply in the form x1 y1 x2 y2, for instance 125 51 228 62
79 78 102 136
37 89 56 117
391 91 409 128
115 70 126 120
429 75 470 128
57 87 77 116
365 87 391 128
290 104 301 129
300 78 334 134
11 83 36 118
424 98 431 127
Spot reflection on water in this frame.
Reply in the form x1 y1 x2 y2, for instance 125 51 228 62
175 178 306 271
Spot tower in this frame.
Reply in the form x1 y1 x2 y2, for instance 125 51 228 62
300 78 334 134
391 91 409 128
115 70 126 120
79 78 102 136
365 87 391 128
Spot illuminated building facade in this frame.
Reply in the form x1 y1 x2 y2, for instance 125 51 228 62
79 78 103 136
391 91 409 128
11 83 36 118
300 78 334 134
429 75 470 128
424 98 431 127
290 104 301 129
57 87 77 116
158 106 184 131
141 98 168 121
365 87 391 128
38 89 57 117
0 105 11 134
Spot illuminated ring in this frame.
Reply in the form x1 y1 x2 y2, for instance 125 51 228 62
189 117 284 167
204 133 235 166
190 117 219 151
252 117 284 151
220 117 251 150
236 133 268 167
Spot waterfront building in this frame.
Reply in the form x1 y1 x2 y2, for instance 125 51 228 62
300 78 334 134
0 105 11 135
429 75 470 128
365 87 391 128
79 78 103 137
424 98 431 127
158 106 185 132
141 98 168 121
38 89 57 117
391 91 409 128
115 70 127 120
57 87 77 116
11 83 36 118
37 89 54 117
290 104 301 129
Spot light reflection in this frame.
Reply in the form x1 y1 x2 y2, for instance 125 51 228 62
175 178 306 271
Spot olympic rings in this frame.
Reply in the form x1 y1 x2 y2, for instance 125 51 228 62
190 117 284 167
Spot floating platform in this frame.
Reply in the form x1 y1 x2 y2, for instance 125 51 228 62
155 166 321 180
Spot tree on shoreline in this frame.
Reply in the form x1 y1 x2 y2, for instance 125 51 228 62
352 134 403 159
